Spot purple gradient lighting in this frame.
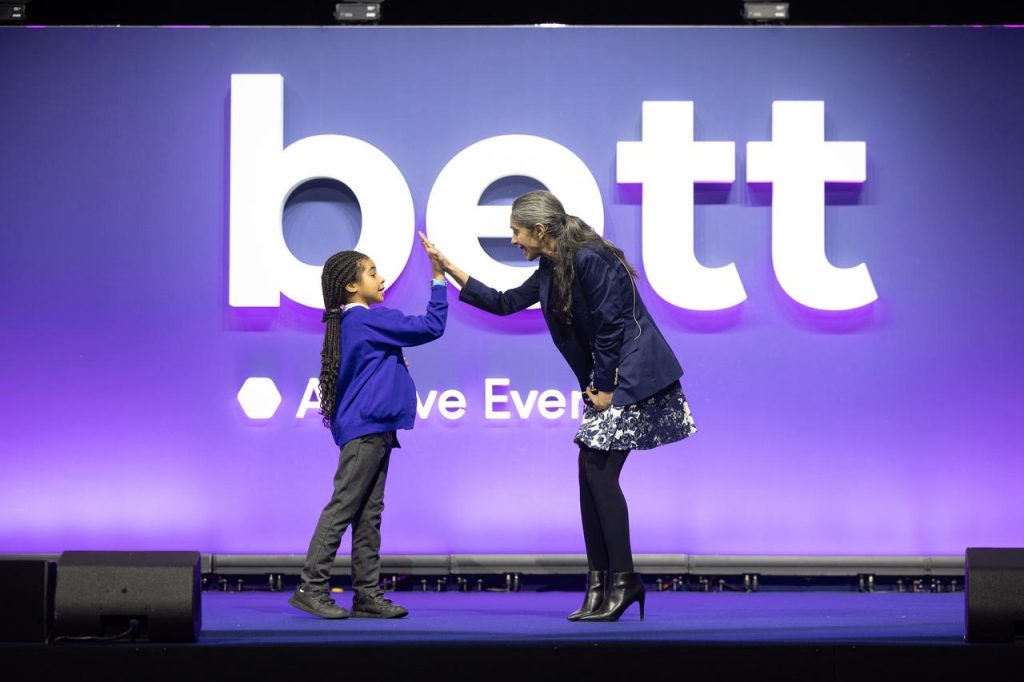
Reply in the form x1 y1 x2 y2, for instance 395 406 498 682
0 25 1022 557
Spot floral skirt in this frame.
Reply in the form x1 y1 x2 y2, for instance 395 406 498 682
574 380 697 451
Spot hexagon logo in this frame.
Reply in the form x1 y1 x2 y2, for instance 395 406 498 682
237 377 282 419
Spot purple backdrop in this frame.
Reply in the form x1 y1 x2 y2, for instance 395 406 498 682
1 26 1022 556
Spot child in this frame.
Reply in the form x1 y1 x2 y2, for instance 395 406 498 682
289 245 447 619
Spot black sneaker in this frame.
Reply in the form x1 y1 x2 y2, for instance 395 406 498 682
351 592 409 619
289 586 350 619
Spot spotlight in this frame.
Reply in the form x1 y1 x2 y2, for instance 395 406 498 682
742 2 790 24
334 1 383 25
0 1 28 23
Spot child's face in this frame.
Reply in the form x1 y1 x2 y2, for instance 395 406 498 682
346 258 385 305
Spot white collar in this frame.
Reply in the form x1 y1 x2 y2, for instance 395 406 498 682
342 302 369 312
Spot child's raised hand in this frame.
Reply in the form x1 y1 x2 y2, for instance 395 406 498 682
417 230 437 256
418 231 448 276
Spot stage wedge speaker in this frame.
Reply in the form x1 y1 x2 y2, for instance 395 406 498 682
53 550 201 642
965 547 1024 643
0 558 56 642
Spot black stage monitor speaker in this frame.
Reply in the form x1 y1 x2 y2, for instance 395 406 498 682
965 547 1024 643
53 550 201 643
0 558 56 642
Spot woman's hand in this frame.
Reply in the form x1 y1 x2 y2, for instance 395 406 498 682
418 231 448 266
418 231 469 286
586 388 613 411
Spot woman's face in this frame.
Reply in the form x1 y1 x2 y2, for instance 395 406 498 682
510 222 545 261
346 258 386 305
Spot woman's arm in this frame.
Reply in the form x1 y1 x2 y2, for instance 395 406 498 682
419 231 541 315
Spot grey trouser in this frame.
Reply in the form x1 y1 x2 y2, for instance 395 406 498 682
299 431 394 597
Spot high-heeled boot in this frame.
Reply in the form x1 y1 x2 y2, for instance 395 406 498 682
567 570 607 621
579 571 645 622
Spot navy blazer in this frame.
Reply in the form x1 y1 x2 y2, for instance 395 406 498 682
460 245 683 406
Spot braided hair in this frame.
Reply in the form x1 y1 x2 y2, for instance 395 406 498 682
510 190 636 323
318 250 369 428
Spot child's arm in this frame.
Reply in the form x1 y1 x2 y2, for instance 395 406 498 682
362 285 448 347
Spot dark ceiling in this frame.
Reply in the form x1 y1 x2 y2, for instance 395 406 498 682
9 1 1024 26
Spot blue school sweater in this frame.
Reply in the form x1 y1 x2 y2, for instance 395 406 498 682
330 284 448 447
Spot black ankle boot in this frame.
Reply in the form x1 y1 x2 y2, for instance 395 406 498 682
579 571 645 622
567 570 607 621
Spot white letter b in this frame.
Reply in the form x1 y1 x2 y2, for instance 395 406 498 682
229 74 414 308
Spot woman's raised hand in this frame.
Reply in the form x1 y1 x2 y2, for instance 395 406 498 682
419 231 470 287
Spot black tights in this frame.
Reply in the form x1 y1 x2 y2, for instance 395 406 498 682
578 446 633 572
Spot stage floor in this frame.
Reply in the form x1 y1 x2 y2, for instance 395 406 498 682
8 589 1024 680
201 589 964 645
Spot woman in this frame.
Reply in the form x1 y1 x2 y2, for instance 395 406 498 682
419 190 696 622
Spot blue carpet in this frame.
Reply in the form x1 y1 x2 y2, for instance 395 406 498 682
198 590 965 645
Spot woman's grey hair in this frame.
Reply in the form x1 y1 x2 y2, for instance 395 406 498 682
510 190 568 235
509 190 636 323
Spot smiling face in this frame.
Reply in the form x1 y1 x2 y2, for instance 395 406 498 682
510 222 547 261
345 258 385 305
